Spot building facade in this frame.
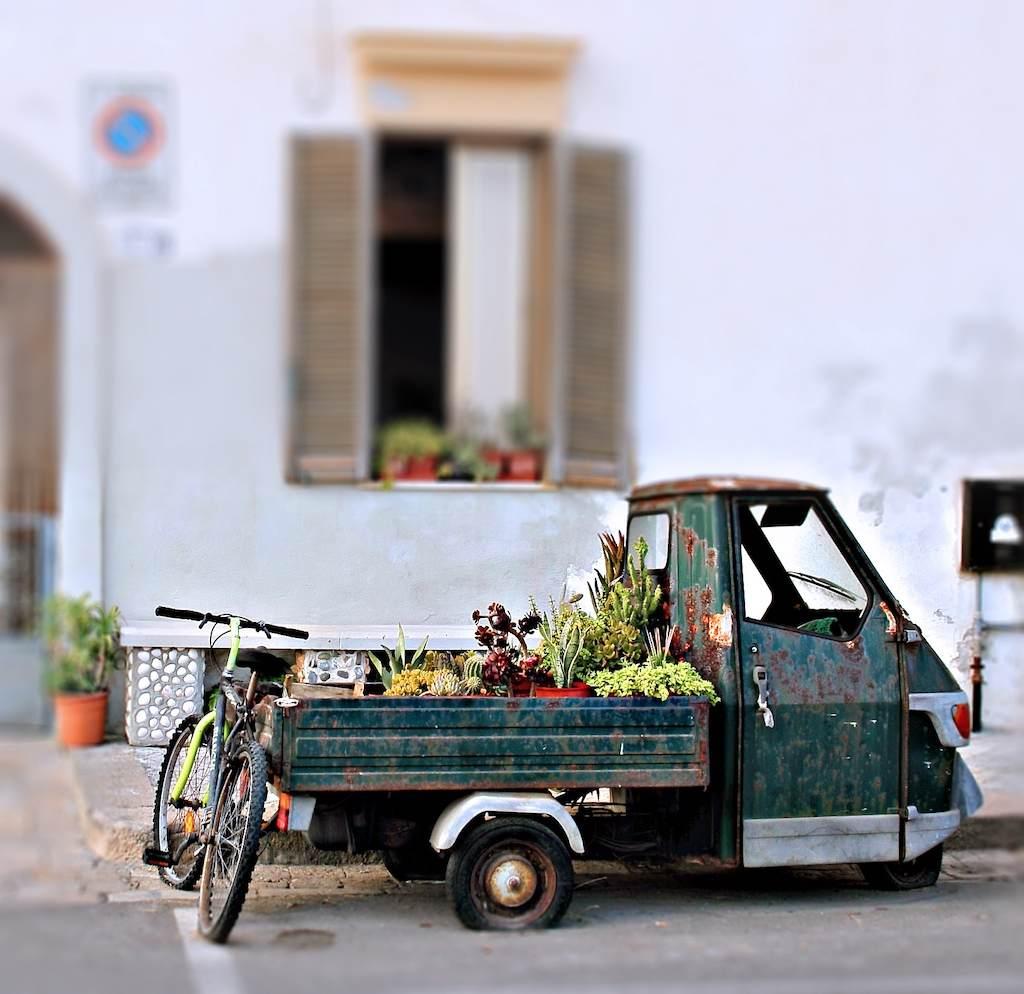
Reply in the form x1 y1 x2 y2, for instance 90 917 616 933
0 2 1021 794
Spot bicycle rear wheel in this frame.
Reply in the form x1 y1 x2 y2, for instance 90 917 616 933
197 739 267 943
152 714 213 890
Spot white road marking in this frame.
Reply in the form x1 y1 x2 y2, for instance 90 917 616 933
174 907 245 994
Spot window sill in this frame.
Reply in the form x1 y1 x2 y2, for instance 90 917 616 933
358 481 557 493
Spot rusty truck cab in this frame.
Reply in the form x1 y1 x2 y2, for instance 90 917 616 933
626 476 980 871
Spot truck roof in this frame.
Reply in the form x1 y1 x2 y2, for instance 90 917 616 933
628 476 825 501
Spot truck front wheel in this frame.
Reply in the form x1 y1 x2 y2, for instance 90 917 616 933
860 844 943 890
445 817 574 930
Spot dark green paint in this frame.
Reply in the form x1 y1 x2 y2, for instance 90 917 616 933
907 713 955 813
270 697 710 794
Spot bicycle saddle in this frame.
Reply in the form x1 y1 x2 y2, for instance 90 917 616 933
236 648 290 676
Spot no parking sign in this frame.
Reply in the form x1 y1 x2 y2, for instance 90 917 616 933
86 81 174 209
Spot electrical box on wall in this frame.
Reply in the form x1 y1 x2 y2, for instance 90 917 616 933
962 480 1024 572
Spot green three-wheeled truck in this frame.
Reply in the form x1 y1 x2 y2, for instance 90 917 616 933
255 476 981 930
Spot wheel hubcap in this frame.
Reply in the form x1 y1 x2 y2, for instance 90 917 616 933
485 856 538 908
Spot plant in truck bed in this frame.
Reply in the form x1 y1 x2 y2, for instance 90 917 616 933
470 602 541 694
589 627 719 704
372 624 429 691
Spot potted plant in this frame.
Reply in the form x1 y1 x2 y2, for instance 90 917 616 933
470 602 541 696
532 591 595 698
377 419 445 481
41 594 123 748
499 404 546 482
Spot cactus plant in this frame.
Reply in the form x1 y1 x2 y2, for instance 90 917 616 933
428 669 463 697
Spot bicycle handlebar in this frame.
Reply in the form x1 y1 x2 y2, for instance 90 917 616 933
155 605 309 640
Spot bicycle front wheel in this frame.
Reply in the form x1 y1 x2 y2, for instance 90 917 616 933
152 714 213 890
197 740 267 943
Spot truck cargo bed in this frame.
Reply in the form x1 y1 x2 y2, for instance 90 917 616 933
269 694 710 793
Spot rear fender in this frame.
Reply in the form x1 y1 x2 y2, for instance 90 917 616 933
430 792 585 855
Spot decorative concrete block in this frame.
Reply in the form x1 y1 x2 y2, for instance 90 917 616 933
125 647 205 745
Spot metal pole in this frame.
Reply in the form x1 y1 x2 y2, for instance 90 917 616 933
970 574 984 733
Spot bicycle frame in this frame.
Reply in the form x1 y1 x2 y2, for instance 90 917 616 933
169 617 241 818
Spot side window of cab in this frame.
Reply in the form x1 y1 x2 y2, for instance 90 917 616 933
737 499 870 639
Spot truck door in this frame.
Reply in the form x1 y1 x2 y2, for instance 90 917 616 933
732 495 903 867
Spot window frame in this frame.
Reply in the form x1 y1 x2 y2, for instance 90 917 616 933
626 511 671 573
730 494 877 644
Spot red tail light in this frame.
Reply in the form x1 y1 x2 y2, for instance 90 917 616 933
275 791 292 832
952 703 971 740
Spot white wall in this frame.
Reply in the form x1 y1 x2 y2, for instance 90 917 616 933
1 1 1021 786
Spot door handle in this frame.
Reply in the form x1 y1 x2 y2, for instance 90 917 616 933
751 661 775 729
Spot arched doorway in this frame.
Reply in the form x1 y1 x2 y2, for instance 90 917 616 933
0 197 58 725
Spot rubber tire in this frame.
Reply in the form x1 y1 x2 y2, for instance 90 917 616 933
197 740 267 944
152 714 210 890
860 844 943 890
383 844 446 882
445 817 574 931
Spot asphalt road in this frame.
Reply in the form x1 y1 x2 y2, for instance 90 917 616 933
2 861 1020 994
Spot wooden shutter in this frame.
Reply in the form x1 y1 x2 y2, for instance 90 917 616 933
289 135 369 482
561 146 629 487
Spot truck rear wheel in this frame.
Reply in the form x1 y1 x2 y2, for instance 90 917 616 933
860 844 943 890
445 817 574 931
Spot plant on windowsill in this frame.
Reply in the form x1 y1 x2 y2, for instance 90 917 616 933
437 434 500 483
377 419 445 481
41 594 123 748
499 403 546 482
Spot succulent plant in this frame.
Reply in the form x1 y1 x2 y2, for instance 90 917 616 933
482 649 511 686
428 670 462 697
462 674 483 694
603 537 662 629
371 625 429 691
588 530 627 614
384 668 432 697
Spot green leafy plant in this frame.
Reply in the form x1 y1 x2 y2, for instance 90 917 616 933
41 594 123 694
501 403 546 450
533 591 598 687
371 625 429 691
589 660 720 704
377 419 445 465
437 435 500 482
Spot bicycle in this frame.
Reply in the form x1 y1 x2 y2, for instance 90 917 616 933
142 606 308 942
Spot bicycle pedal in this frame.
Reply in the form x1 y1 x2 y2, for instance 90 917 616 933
141 846 174 868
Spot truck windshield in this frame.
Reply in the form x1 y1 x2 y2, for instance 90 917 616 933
627 513 670 570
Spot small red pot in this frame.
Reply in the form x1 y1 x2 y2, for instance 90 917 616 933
502 449 543 482
534 681 591 699
481 447 505 478
399 456 438 481
509 677 534 698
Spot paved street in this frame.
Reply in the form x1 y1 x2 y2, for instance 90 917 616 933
1 735 1022 994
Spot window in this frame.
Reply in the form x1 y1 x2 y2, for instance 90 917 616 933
627 513 670 571
288 33 629 487
738 500 869 639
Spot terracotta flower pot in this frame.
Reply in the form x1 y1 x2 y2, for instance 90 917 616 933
400 456 438 481
509 677 534 698
384 456 407 480
534 681 591 699
502 449 543 482
53 690 108 748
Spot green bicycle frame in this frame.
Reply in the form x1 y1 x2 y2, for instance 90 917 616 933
169 617 241 805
